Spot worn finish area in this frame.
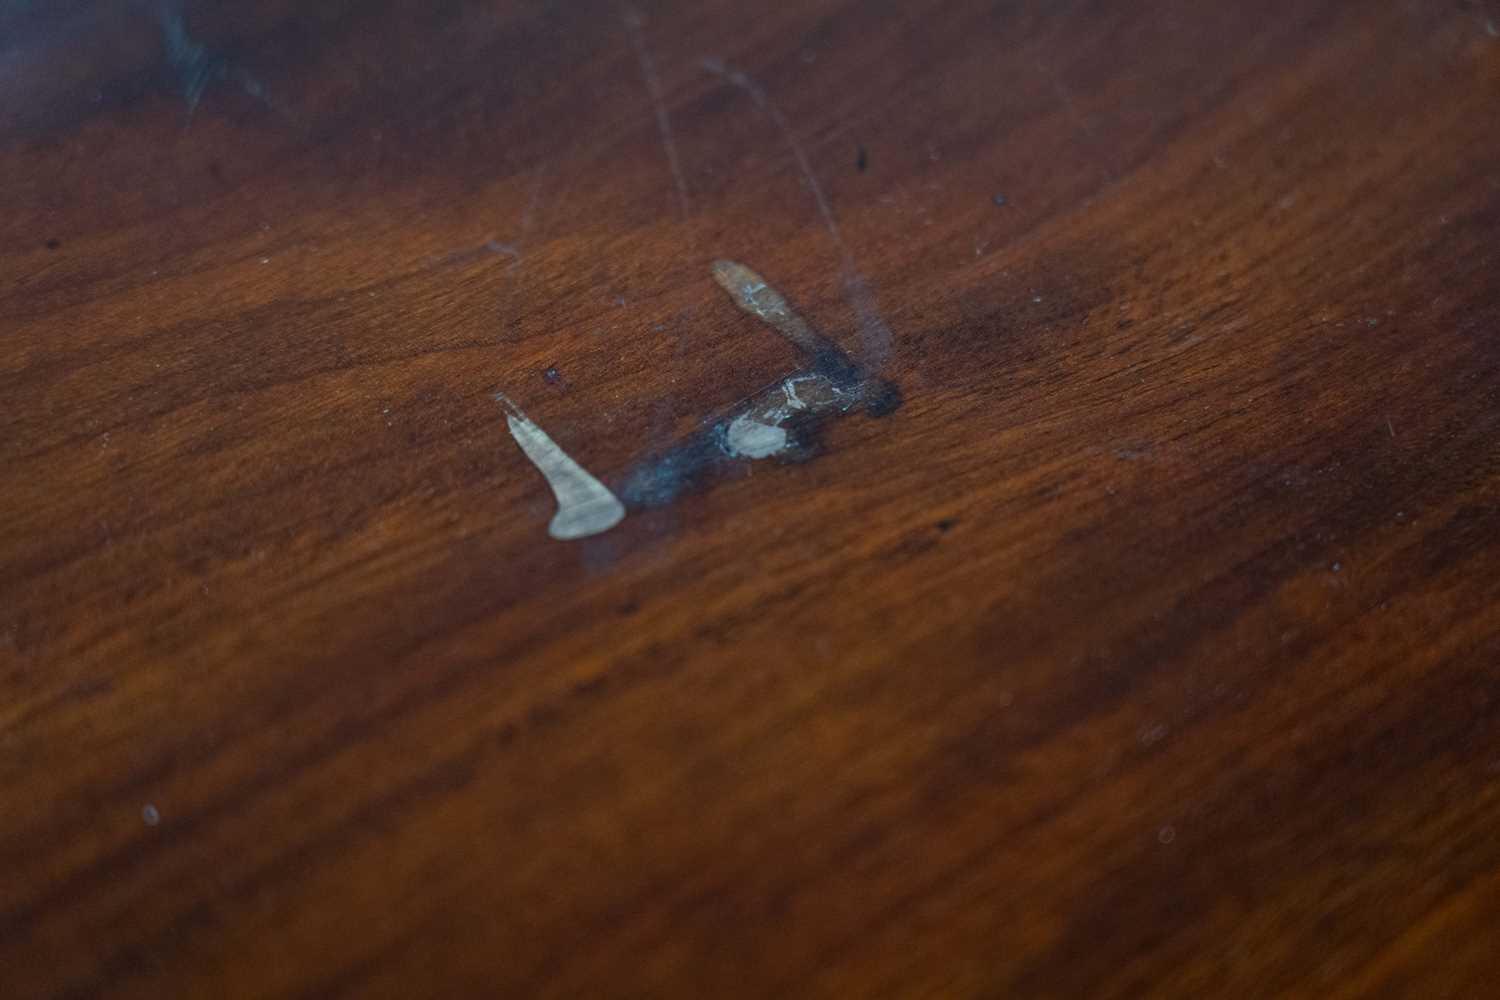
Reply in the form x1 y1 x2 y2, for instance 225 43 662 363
3 1 1500 997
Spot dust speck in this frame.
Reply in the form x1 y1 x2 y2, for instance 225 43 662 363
143 804 161 827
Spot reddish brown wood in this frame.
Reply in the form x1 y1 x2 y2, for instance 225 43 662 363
3 1 1500 996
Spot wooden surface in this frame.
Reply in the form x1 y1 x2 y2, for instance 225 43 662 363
4 1 1500 996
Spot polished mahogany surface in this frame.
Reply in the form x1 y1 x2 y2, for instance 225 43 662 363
3 2 1499 996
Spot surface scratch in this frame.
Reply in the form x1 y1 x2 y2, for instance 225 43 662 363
625 8 693 222
703 58 893 369
496 393 625 541
618 260 899 507
442 164 547 270
155 0 271 122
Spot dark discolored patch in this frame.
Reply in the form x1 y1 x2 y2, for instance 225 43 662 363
857 145 868 172
44 238 61 251
616 260 903 510
861 377 903 417
617 432 725 509
901 246 1118 389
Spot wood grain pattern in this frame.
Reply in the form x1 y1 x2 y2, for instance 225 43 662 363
3 1 1499 996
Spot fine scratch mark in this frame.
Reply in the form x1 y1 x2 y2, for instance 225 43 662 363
502 164 550 267
496 393 625 540
618 260 899 506
155 0 272 124
517 163 549 248
710 259 841 359
703 58 893 369
484 241 522 262
501 163 551 269
441 164 548 269
624 7 692 221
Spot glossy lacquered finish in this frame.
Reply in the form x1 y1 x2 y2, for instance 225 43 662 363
3 2 1499 996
